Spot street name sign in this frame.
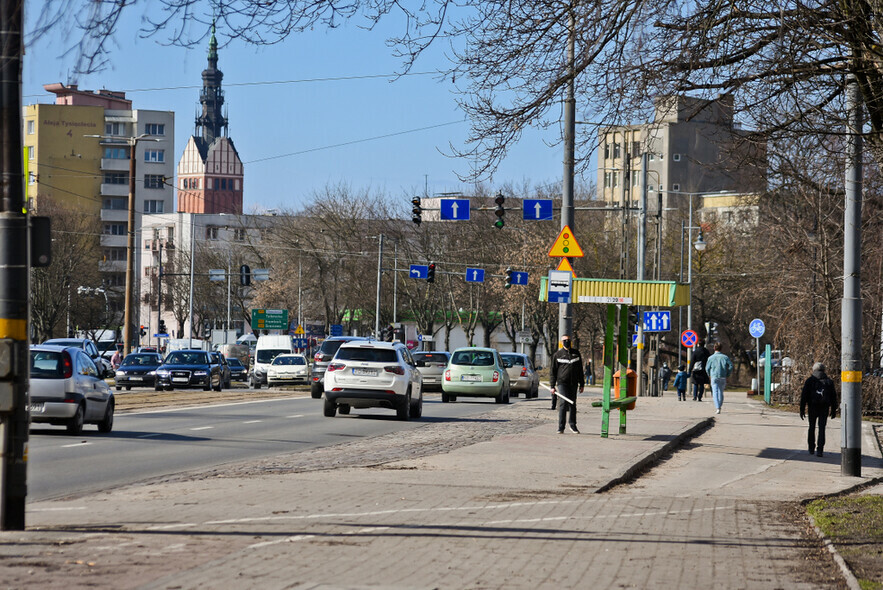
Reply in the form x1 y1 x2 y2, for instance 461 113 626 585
523 199 554 221
251 308 289 331
409 264 429 279
465 268 485 283
643 311 672 332
440 199 470 220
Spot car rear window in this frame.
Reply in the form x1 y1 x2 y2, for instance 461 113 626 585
228 359 244 368
414 353 449 363
30 350 65 379
319 340 347 355
501 355 524 367
257 349 290 363
272 356 306 366
451 351 495 366
336 347 398 363
166 352 208 365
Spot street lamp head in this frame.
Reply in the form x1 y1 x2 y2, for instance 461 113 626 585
694 232 707 252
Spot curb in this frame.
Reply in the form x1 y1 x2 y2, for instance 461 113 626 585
594 416 715 493
806 513 862 590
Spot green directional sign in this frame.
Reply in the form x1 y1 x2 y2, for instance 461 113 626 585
251 308 289 331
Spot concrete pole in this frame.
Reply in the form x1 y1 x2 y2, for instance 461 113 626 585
374 234 384 338
841 78 863 477
558 11 575 343
188 215 195 348
636 152 648 395
123 138 137 355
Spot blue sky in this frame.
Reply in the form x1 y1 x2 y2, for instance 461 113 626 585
23 4 584 213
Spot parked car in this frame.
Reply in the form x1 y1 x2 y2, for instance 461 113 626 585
42 338 113 378
267 354 310 386
250 335 295 389
154 350 222 391
442 347 511 404
211 351 232 389
501 353 541 398
323 340 423 420
310 336 370 398
227 357 248 382
114 352 163 390
412 351 451 392
29 345 115 434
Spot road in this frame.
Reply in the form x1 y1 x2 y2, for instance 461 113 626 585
26 392 514 502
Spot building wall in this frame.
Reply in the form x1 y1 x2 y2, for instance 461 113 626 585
177 137 243 214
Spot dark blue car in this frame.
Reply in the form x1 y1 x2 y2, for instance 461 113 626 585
114 352 163 390
154 350 222 391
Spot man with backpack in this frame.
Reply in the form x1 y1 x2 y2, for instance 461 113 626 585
689 341 711 401
800 362 838 457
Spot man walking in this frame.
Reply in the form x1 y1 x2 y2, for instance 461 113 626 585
705 342 733 414
690 340 711 401
549 334 585 434
800 362 838 457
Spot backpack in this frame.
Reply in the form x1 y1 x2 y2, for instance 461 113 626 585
692 361 703 373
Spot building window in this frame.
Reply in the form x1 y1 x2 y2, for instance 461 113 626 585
28 172 35 185
144 150 164 163
672 184 680 192
235 179 240 190
234 228 247 242
649 153 655 161
104 147 129 159
633 172 639 187
648 185 655 192
102 198 126 210
144 174 165 189
182 177 200 190
632 142 640 158
612 171 619 188
144 200 165 214
144 123 165 136
205 226 219 240
673 153 681 162
604 172 611 189
104 274 124 287
166 227 174 246
613 143 621 159
103 248 126 262
104 223 127 236
104 172 128 185
105 122 127 136
27 120 34 135
603 143 610 160
27 146 34 160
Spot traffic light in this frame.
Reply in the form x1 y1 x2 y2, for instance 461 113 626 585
158 320 167 335
504 267 513 289
240 264 251 286
493 192 505 229
411 196 422 225
139 325 146 337
427 262 436 283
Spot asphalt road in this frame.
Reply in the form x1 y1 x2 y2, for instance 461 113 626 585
26 392 513 502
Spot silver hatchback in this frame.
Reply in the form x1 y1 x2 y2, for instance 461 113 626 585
501 353 541 398
29 345 115 435
412 351 451 392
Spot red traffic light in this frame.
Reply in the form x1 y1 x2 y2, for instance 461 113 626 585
427 262 436 283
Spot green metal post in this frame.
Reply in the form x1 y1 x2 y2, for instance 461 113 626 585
601 304 616 437
764 344 772 403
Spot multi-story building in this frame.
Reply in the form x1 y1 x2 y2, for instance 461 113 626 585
597 94 766 216
23 84 175 324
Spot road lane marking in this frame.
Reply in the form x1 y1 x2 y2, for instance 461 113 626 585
190 426 213 431
29 506 87 512
61 442 92 448
243 420 263 424
128 397 306 416
287 414 304 418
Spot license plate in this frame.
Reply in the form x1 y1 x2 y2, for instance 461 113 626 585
460 374 482 382
353 368 378 377
129 376 142 381
172 377 189 383
29 403 43 413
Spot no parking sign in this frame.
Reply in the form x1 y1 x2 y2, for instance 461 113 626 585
681 329 698 348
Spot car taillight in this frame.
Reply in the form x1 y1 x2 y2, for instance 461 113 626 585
384 366 405 375
520 367 527 377
493 370 500 382
327 363 346 372
444 370 451 381
62 352 73 379
314 353 323 362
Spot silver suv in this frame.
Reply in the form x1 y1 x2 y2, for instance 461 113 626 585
310 336 370 398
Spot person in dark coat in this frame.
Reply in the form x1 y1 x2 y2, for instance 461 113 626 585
689 341 711 401
549 334 585 434
800 362 838 457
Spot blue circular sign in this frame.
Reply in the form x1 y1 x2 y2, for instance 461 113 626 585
749 318 765 338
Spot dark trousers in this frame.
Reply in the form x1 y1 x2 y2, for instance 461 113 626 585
692 380 705 401
557 384 577 431
808 407 829 452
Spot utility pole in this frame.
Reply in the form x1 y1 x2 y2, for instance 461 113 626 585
374 234 384 338
635 152 648 395
0 0 28 530
559 10 575 343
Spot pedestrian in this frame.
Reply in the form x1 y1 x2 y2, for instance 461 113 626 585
674 364 688 401
800 362 838 457
660 362 672 391
705 342 734 413
110 348 122 370
584 359 594 387
690 340 711 401
549 334 585 434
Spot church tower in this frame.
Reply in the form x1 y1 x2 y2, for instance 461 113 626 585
177 24 244 214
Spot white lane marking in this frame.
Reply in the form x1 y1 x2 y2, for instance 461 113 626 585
243 420 262 424
126 397 305 416
248 534 315 549
29 506 87 512
137 433 163 439
61 442 92 448
190 426 213 431
287 414 304 418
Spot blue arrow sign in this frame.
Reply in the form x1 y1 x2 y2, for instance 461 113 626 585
523 199 554 221
440 199 470 220
632 333 645 347
409 264 429 279
749 318 765 338
465 268 485 283
511 271 529 285
293 338 309 348
643 311 672 332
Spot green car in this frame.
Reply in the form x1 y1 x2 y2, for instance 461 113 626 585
442 347 511 404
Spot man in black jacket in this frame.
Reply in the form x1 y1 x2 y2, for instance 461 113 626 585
800 362 838 457
550 334 585 434
689 340 711 401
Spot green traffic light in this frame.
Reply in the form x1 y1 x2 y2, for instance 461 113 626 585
494 219 504 229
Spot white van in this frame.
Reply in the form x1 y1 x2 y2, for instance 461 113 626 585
250 335 295 388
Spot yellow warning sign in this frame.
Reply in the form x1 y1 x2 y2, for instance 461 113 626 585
556 257 575 275
294 325 305 335
548 225 584 257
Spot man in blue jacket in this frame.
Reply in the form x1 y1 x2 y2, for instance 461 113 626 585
705 342 734 414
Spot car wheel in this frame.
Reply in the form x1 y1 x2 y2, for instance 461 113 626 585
338 404 350 415
504 388 510 404
125 386 131 391
441 392 449 403
323 398 337 417
203 379 212 391
531 383 539 399
116 386 122 391
310 382 322 399
397 392 411 421
225 378 231 389
213 376 222 392
155 383 163 392
450 395 457 402
66 404 84 435
97 399 115 433
411 397 422 419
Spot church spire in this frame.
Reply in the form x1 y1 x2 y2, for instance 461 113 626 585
195 20 227 145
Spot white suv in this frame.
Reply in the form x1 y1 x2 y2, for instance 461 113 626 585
323 341 423 420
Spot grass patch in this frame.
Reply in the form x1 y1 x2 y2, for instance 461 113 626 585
808 496 883 589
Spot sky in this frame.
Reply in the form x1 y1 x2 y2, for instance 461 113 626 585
23 3 584 214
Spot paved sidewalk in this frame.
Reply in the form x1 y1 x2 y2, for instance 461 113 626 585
3 390 881 588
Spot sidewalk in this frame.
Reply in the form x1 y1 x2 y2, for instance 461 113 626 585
5 389 882 589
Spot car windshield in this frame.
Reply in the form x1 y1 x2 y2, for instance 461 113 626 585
272 356 306 366
501 355 524 368
414 353 449 363
165 351 208 365
228 359 244 368
451 351 495 367
122 354 160 366
257 349 290 363
335 347 398 363
30 350 65 379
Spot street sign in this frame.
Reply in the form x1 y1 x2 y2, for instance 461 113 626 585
749 318 765 338
548 225 585 257
293 338 309 348
547 270 572 303
409 264 429 279
251 308 289 330
515 330 533 344
465 268 485 283
632 333 644 347
252 268 270 281
294 325 305 335
417 334 434 342
681 329 698 348
523 199 553 221
330 324 343 336
208 269 225 281
555 257 575 274
440 198 470 220
643 311 672 332
511 271 529 285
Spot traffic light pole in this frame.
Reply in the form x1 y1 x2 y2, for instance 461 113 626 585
558 11 575 344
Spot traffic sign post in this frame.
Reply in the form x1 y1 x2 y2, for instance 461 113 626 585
681 329 698 348
643 311 671 332
547 270 572 304
409 264 429 279
749 319 766 401
465 268 485 283
440 199 470 221
510 271 528 285
523 199 553 221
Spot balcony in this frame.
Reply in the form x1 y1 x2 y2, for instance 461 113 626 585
101 183 129 197
101 158 130 171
